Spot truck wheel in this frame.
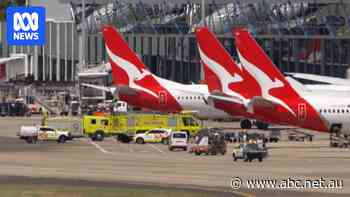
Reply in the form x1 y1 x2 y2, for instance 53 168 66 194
169 147 173 151
25 137 33 144
94 131 105 141
183 147 187 151
136 138 144 144
58 135 66 143
118 134 131 143
243 154 249 162
240 119 252 129
259 157 263 162
233 153 237 161
248 158 252 162
161 138 169 145
256 121 269 130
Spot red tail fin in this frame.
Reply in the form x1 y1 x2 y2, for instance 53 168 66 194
195 27 261 99
102 26 147 86
234 28 329 132
234 28 298 99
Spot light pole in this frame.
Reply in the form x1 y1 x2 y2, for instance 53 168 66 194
202 0 206 26
81 0 86 70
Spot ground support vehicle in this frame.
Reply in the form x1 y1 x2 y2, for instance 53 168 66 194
47 117 83 138
288 130 313 142
18 126 71 144
82 113 201 142
189 128 227 155
168 131 188 151
133 128 171 144
232 143 268 162
330 133 350 148
267 130 281 143
224 132 238 143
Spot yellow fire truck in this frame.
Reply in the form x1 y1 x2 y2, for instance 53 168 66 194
82 113 201 141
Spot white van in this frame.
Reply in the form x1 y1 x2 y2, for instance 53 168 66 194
168 131 188 151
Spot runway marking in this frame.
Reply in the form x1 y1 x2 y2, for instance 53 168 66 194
127 144 134 152
89 141 111 154
148 144 165 154
114 139 134 152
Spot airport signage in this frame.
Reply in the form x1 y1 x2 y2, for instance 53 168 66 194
6 6 46 45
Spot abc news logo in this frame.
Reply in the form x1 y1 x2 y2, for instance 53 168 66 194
7 7 46 45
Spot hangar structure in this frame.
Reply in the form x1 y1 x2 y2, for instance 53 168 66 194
0 0 350 100
64 0 350 85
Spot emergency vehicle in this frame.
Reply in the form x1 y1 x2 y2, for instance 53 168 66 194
134 128 171 144
82 113 201 141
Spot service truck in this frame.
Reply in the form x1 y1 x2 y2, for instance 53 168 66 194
82 113 201 142
18 126 71 144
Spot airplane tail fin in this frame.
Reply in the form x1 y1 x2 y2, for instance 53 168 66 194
234 28 298 98
195 27 227 92
234 28 329 132
102 26 147 86
195 27 260 99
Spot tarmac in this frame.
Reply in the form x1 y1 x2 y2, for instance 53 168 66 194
0 117 349 196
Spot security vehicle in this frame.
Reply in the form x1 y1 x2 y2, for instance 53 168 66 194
134 128 171 144
18 126 71 144
168 131 188 151
232 143 268 162
82 113 201 141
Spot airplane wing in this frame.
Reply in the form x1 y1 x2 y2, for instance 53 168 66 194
286 72 350 86
0 57 24 64
81 83 139 96
81 83 116 93
285 76 311 92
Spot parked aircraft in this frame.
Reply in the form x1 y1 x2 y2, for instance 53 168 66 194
196 27 268 129
84 26 230 120
234 29 350 133
197 26 350 135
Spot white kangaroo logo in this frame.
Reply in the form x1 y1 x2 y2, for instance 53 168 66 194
238 51 296 116
198 45 247 102
13 12 39 31
106 46 159 98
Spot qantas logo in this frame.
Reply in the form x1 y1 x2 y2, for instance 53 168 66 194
106 46 159 98
238 51 296 116
198 45 246 101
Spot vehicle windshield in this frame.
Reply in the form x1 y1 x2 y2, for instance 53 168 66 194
182 117 199 126
173 133 186 138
